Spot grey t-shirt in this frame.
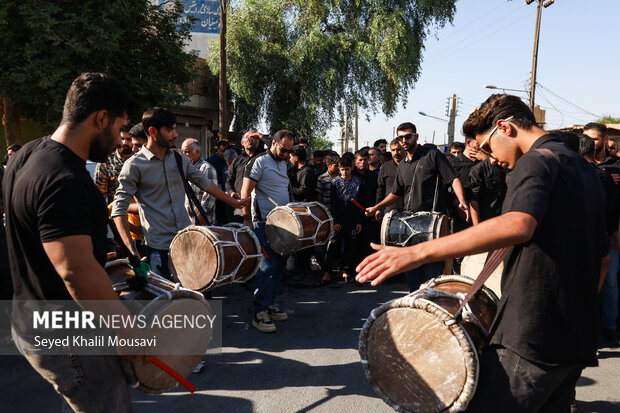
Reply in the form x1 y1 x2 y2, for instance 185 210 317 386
244 151 291 221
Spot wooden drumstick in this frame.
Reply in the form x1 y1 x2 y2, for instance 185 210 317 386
150 356 196 393
259 243 270 260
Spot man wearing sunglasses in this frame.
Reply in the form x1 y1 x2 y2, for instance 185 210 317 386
365 122 470 292
357 94 608 411
241 130 295 333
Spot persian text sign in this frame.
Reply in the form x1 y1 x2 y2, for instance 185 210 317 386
161 0 221 35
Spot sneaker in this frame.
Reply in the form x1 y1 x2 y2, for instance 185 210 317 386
192 361 205 374
252 311 276 333
267 304 288 321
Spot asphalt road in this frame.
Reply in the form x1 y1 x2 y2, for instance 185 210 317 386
1 276 619 413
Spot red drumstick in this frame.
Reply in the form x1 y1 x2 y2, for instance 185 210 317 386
351 199 365 212
259 243 270 260
150 356 196 393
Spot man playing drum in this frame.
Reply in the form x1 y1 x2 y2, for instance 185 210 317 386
356 94 608 411
4 73 148 412
365 122 470 292
241 129 295 333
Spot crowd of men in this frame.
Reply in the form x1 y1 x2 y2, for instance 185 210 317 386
2 72 619 412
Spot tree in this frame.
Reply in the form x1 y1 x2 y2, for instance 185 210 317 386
0 0 198 146
596 115 620 124
207 0 457 138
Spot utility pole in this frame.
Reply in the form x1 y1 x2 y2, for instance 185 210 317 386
354 97 359 152
526 0 555 110
218 0 229 140
344 107 349 153
447 94 457 146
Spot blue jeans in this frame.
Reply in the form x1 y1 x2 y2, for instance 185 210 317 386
601 245 619 330
253 222 287 313
12 327 132 413
145 246 171 280
404 261 445 292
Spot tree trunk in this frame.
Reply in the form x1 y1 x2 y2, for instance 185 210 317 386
218 0 227 141
2 98 22 147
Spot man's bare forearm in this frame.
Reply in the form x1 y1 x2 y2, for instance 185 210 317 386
112 215 139 257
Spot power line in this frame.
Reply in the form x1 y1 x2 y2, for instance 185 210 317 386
537 83 601 118
424 7 532 62
427 2 511 46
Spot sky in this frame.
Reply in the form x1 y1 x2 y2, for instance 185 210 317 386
325 0 620 150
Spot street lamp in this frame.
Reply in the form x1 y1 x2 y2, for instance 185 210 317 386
485 85 529 96
418 111 448 123
419 111 452 146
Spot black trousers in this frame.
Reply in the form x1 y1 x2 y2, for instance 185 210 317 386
466 345 583 413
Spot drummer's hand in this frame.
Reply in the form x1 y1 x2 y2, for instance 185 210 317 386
365 206 377 217
106 251 118 261
230 191 240 199
356 243 422 286
374 210 382 222
243 218 253 229
115 329 151 364
234 197 251 209
333 224 341 232
458 203 471 222
355 224 362 234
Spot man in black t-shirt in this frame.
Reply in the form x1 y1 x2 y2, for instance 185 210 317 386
3 73 143 413
366 122 470 291
357 94 608 411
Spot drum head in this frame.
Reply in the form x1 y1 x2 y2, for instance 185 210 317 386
265 207 302 255
170 226 221 291
132 295 212 394
360 296 478 413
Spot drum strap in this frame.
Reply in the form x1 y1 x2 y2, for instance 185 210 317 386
451 247 512 323
173 151 211 226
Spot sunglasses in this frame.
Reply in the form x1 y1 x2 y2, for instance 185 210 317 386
478 116 514 155
276 141 293 154
399 133 416 141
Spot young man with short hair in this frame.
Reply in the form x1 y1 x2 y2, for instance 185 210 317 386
357 94 608 411
112 108 247 279
366 122 469 291
5 72 142 412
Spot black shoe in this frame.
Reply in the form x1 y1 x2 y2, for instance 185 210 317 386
602 328 620 346
570 400 579 413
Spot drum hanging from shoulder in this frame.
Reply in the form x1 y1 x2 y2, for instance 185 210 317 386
169 223 262 292
380 210 451 247
359 275 499 413
265 201 334 255
104 259 212 395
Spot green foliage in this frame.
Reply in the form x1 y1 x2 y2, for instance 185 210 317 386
0 0 199 129
207 0 457 136
308 135 333 154
596 115 620 124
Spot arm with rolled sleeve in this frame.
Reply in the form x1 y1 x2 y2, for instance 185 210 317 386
111 161 139 256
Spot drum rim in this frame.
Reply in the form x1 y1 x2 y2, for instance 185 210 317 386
265 205 304 255
359 290 479 413
170 225 224 290
379 209 397 246
104 258 132 269
426 274 500 306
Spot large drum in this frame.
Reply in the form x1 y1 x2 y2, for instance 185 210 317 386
265 201 333 255
380 210 451 247
169 223 262 292
359 275 499 413
105 259 212 394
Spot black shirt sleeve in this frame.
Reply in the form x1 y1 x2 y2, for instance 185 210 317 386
432 150 458 185
38 178 98 243
376 166 387 204
501 152 553 223
468 162 483 203
392 164 406 197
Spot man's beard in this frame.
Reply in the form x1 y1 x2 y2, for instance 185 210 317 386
156 132 174 149
119 145 132 156
89 125 116 163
